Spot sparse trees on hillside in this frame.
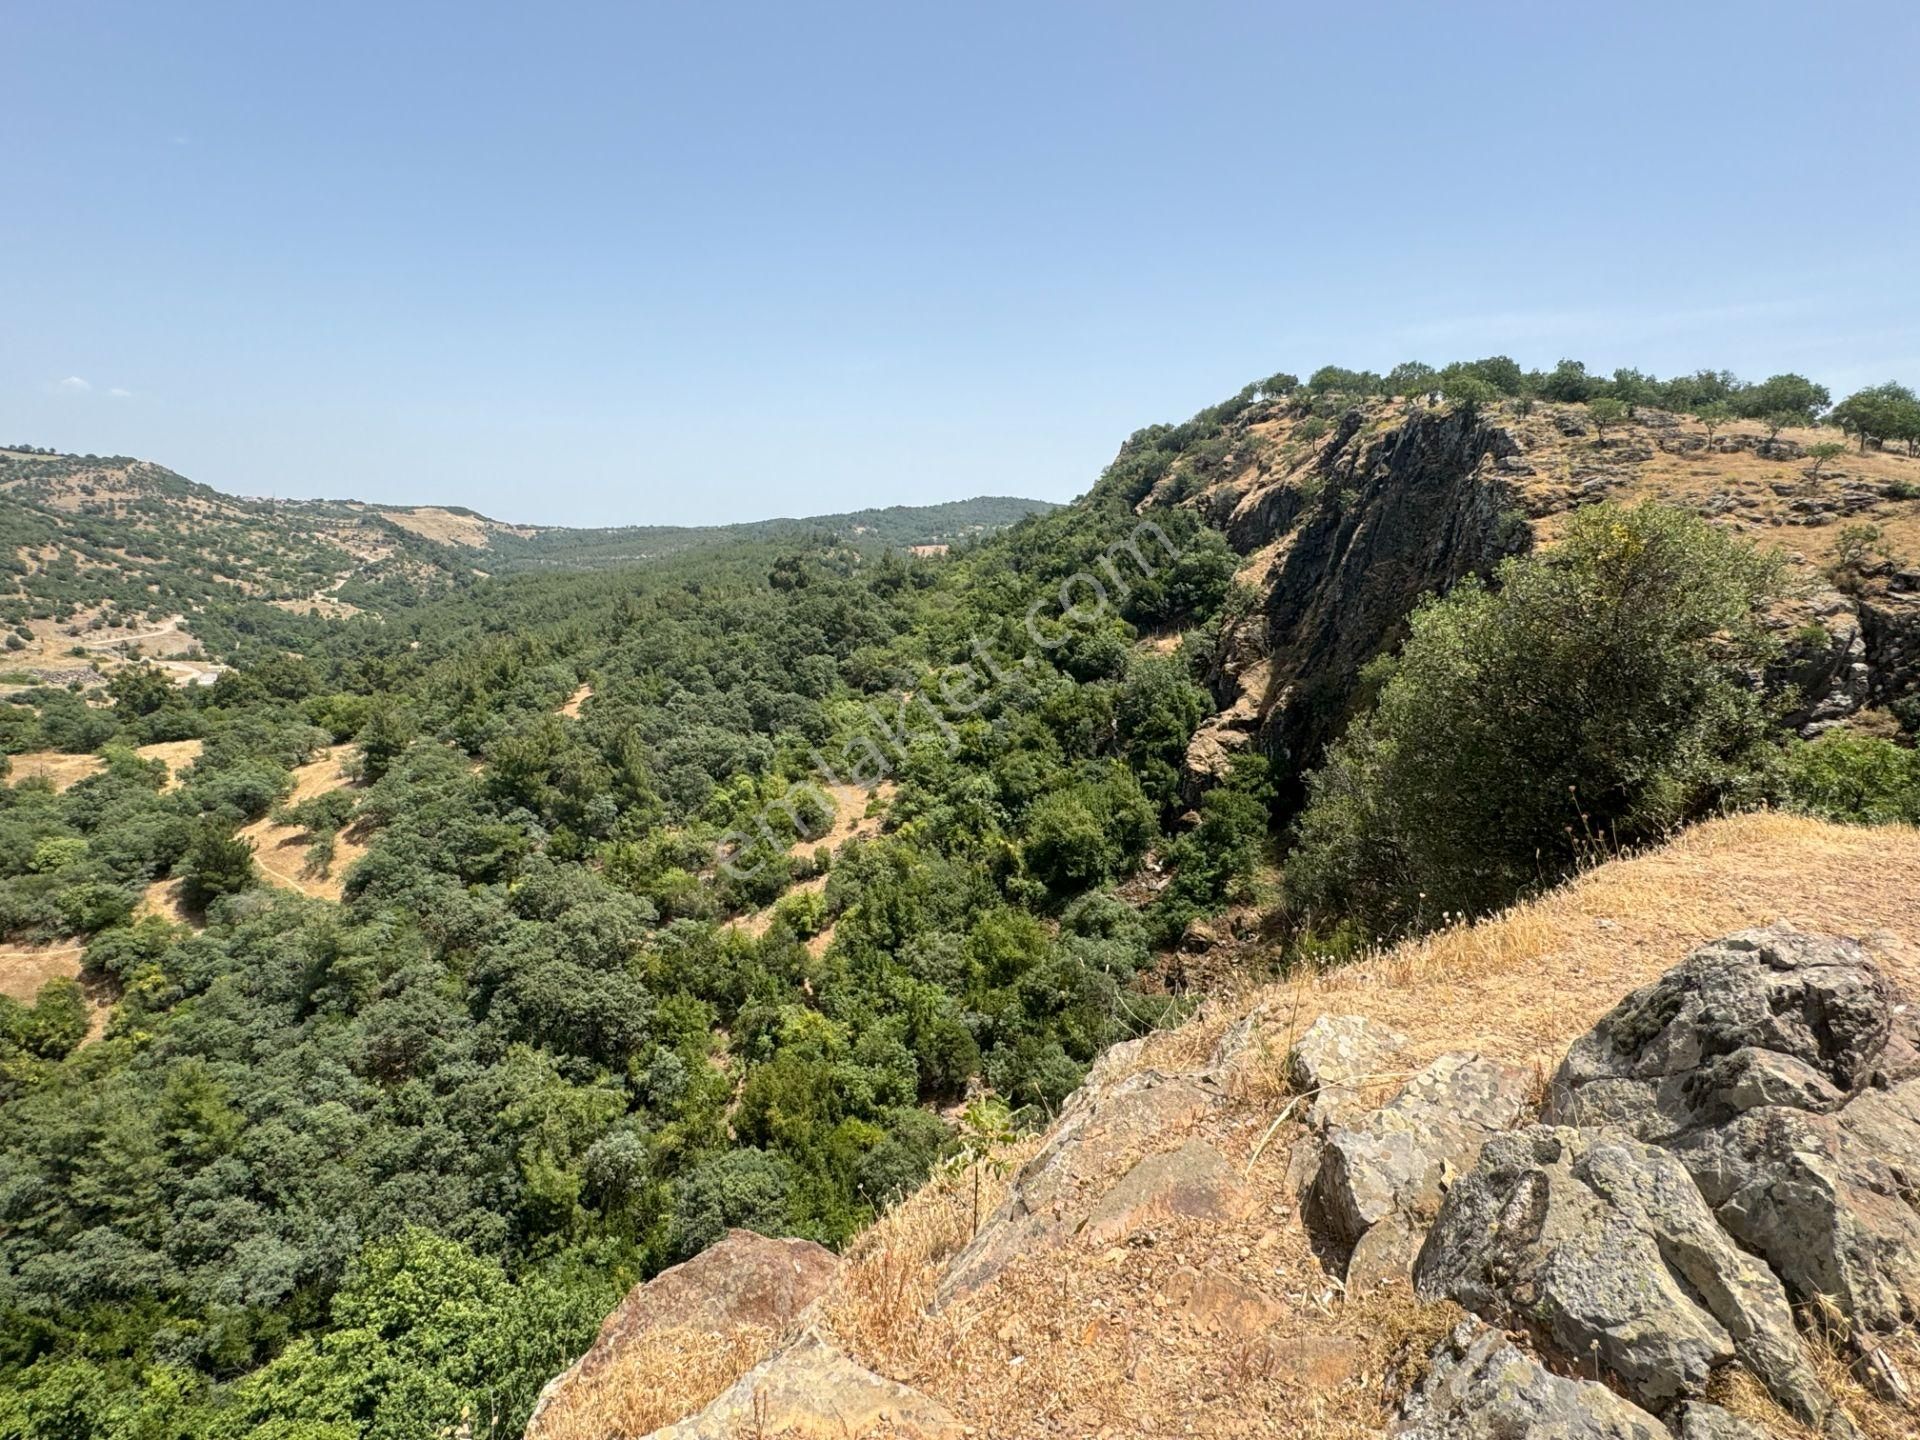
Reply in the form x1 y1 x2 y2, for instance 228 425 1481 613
1586 396 1627 440
1831 382 1920 452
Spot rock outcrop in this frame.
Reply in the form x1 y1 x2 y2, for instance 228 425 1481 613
1143 398 1920 807
1396 1320 1669 1440
936 1068 1222 1304
648 1332 960 1439
1407 926 1920 1436
526 1228 840 1436
1415 1126 1827 1421
1281 1012 1408 1129
1190 405 1531 807
1545 926 1920 1333
1310 1052 1530 1291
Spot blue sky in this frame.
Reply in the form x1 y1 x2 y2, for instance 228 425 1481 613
3 2 1915 526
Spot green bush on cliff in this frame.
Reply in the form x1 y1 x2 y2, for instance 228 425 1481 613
1287 503 1784 936
1781 731 1920 824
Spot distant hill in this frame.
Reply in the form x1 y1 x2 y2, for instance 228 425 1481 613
0 445 1056 656
473 495 1060 571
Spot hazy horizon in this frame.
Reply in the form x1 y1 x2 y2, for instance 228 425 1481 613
7 1 1916 527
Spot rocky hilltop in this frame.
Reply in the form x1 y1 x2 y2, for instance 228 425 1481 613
1131 399 1920 807
528 811 1920 1438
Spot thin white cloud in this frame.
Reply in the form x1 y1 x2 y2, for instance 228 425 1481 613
56 376 91 393
108 387 133 399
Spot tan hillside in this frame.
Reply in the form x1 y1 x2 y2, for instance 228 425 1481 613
540 812 1920 1439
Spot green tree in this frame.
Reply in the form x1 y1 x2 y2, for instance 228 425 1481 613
1288 504 1783 936
1805 440 1847 480
180 820 257 908
1732 373 1830 425
1831 382 1919 452
1696 401 1731 448
1442 373 1498 416
1586 396 1627 440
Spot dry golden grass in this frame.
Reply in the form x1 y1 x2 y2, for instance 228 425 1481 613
1293 811 1920 1074
1707 1327 1920 1440
240 745 366 903
133 738 202 790
6 751 106 791
0 941 85 1005
782 812 1920 1439
136 876 199 928
528 1325 777 1440
381 506 494 548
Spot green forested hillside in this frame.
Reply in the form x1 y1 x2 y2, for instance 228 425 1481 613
3 357 1918 1439
0 482 1242 1437
479 495 1060 570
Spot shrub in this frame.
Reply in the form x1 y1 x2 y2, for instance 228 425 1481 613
1287 503 1783 936
1781 732 1920 824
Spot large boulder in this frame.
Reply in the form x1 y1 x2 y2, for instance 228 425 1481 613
1312 1052 1530 1245
1546 927 1920 1332
1547 927 1920 1142
645 1332 960 1439
1395 1320 1668 1439
1415 1126 1828 1424
936 1068 1220 1305
1284 1013 1409 1130
527 1229 838 1435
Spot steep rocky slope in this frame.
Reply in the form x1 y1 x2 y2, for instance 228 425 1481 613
1141 400 1920 806
531 812 1920 1438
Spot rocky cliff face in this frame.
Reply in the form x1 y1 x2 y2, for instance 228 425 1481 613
1182 404 1530 806
1142 397 1920 805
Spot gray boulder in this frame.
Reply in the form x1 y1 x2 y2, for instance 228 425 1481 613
1547 927 1919 1142
1313 1052 1530 1244
1415 1126 1828 1422
1395 1320 1667 1439
1547 927 1920 1331
1283 1013 1409 1130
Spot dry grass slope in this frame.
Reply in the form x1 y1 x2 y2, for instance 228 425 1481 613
776 812 1920 1440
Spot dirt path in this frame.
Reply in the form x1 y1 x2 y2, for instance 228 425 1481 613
723 782 895 942
238 745 366 903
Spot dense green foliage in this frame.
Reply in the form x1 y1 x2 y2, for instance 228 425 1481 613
1781 731 1920 824
0 481 1246 1437
1286 504 1785 936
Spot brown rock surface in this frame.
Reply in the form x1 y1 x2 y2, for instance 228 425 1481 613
528 1229 839 1437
